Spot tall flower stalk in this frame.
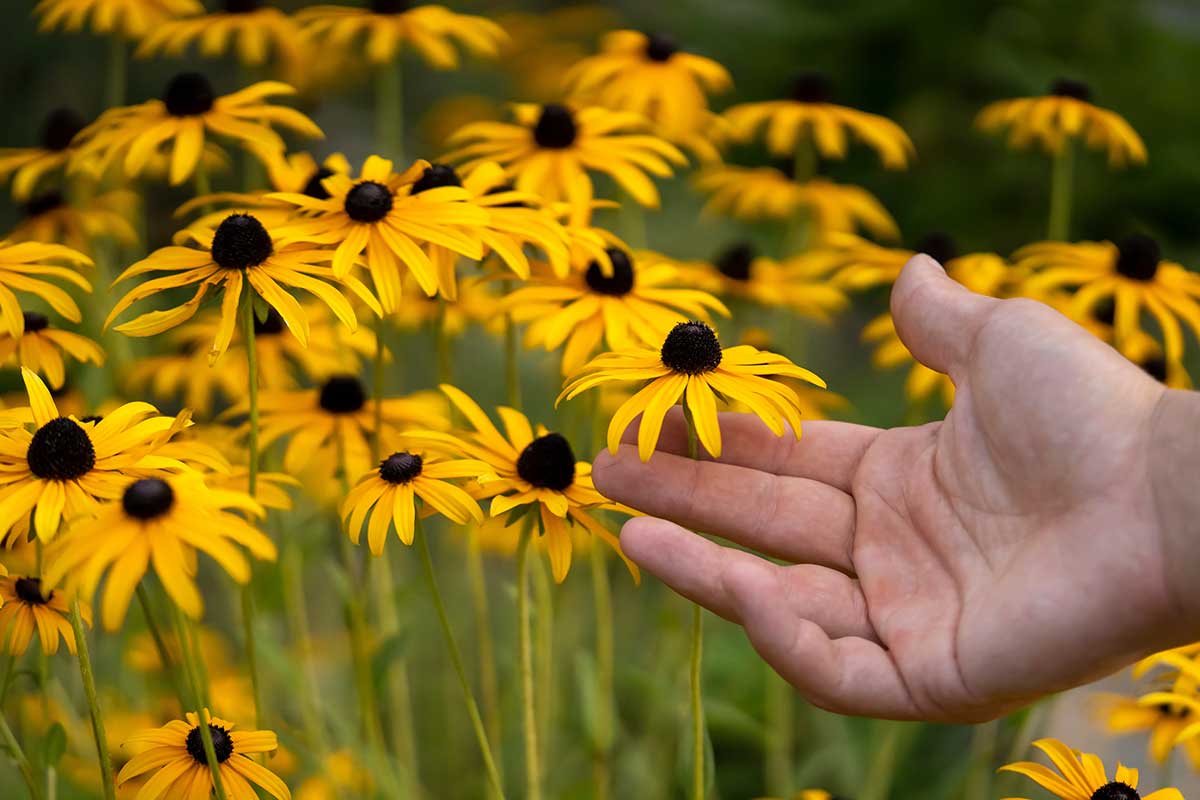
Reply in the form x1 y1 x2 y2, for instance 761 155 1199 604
1048 141 1075 241
170 603 229 800
683 408 707 800
71 597 116 800
517 523 542 800
240 293 264 735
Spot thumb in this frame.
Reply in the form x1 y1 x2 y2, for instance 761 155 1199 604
890 253 1001 376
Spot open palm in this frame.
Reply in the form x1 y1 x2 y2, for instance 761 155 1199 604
592 255 1184 721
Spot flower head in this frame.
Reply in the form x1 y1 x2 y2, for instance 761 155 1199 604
674 244 848 317
136 2 306 80
0 311 105 389
0 574 87 655
0 108 89 200
33 0 203 39
9 189 140 255
999 737 1182 800
0 240 93 338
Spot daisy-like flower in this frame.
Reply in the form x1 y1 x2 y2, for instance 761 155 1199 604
34 0 202 38
676 243 849 318
813 231 1002 292
504 246 729 375
342 447 491 555
563 30 732 142
71 73 323 186
268 156 487 313
414 385 638 583
977 78 1147 167
999 737 1182 800
444 103 687 222
247 374 448 480
9 189 140 254
0 311 105 389
45 472 274 629
723 72 915 167
694 165 899 241
559 320 826 461
135 1 305 81
296 1 506 67
0 240 93 339
117 710 288 800
0 574 87 656
1095 690 1200 768
0 369 199 544
0 108 88 200
1016 235 1200 368
107 212 378 363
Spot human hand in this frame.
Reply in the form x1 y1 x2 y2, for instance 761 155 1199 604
593 254 1198 722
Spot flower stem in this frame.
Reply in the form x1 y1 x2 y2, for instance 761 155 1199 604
240 293 264 737
170 603 228 800
414 516 507 799
69 598 115 800
372 316 387 462
858 721 905 800
0 707 42 800
764 666 794 797
516 524 542 800
963 719 998 800
135 583 186 708
280 537 331 758
105 35 126 110
682 406 706 800
435 297 452 386
502 280 521 408
1048 141 1075 241
784 137 817 255
375 58 405 163
589 544 614 800
532 554 554 770
467 529 505 796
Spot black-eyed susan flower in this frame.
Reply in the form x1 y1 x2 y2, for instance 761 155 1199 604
560 320 826 461
342 448 491 555
71 73 323 186
1095 690 1200 769
0 312 105 390
735 328 850 421
1016 235 1200 369
0 240 93 338
107 213 378 363
9 189 139 255
694 166 899 241
116 710 288 799
0 108 88 200
45 472 274 629
504 247 728 376
0 574 86 656
269 156 487 312
444 103 687 222
564 30 732 142
723 72 915 168
135 1 305 81
34 0 202 38
676 243 849 318
296 2 506 68
977 78 1147 167
999 737 1182 800
0 369 201 543
414 385 638 583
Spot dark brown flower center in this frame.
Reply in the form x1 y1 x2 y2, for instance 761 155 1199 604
15 577 51 605
533 104 577 149
411 163 462 194
1115 235 1160 281
644 33 678 62
661 321 722 375
40 108 85 151
585 248 635 296
516 433 576 491
211 214 274 270
302 167 336 200
790 72 832 103
224 0 262 11
1091 783 1139 800
319 375 367 414
22 191 65 219
371 0 412 12
1141 355 1168 383
22 312 49 333
27 417 95 481
164 72 215 117
123 478 175 520
379 452 423 484
715 242 755 281
1051 78 1092 102
345 181 394 223
916 232 958 266
185 724 234 764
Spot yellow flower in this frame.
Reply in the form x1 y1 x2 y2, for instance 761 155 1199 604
999 737 1182 800
0 240 93 338
564 30 732 142
0 108 88 200
560 320 826 462
495 6 621 103
342 447 491 555
694 166 899 241
1095 691 1200 768
413 385 638 583
815 232 1007 293
673 244 848 318
977 78 1147 167
0 311 105 389
8 189 140 255
135 2 306 81
444 103 687 222
0 369 199 544
724 72 915 167
1016 236 1200 369
294 750 372 800
391 273 501 337
296 2 506 67
863 313 955 407
72 74 323 186
269 156 487 312
504 247 729 376
735 328 850 421
0 574 87 656
117 710 289 800
46 472 274 629
33 0 202 39
107 212 378 363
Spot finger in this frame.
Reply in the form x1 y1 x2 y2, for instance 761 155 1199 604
891 253 1001 378
595 444 856 571
613 406 879 493
620 517 875 640
721 557 922 719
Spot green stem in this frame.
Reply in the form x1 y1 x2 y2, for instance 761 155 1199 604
0 653 15 705
683 406 706 800
372 316 387 462
618 192 647 249
135 584 187 708
589 544 614 800
70 599 115 800
503 282 521 409
784 137 817 255
375 58 405 163
371 550 421 796
240 293 264 736
764 667 794 797
532 552 554 772
467 530 505 796
435 297 452 387
858 722 905 800
963 720 998 800
516 525 542 800
1048 141 1075 241
171 605 228 800
415 516 507 799
280 537 330 758
105 35 126 110
0 707 43 800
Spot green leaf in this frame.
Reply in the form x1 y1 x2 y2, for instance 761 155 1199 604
41 722 66 768
252 292 271 324
371 630 410 686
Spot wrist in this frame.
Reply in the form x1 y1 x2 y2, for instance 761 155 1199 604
1150 388 1200 629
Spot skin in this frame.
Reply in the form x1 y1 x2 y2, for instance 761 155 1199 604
593 254 1200 722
